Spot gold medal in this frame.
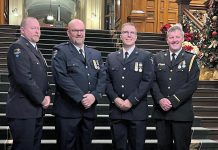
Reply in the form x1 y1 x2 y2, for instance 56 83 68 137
93 60 98 69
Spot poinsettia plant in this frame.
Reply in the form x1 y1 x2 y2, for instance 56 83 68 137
160 24 172 34
182 41 200 55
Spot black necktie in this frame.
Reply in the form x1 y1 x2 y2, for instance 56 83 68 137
79 49 85 61
171 53 176 66
124 52 128 62
35 45 47 66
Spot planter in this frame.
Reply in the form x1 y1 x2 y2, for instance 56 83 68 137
199 67 218 80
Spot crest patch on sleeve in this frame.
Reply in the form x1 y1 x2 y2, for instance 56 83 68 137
13 48 21 57
52 50 58 58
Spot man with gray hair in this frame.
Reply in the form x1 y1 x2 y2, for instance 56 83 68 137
151 24 200 150
7 17 51 150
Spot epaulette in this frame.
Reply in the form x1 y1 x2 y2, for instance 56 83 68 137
160 49 168 52
54 42 69 49
184 50 195 55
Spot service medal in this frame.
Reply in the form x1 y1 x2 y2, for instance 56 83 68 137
96 60 100 69
134 62 138 72
139 62 143 72
182 61 186 68
93 60 98 69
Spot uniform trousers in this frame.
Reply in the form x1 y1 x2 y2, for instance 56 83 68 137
8 117 43 150
110 119 146 150
55 116 95 150
156 119 192 150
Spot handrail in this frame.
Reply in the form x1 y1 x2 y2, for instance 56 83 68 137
183 8 204 30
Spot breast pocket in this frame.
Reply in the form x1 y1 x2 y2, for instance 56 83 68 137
67 62 79 73
156 63 166 72
175 67 189 80
31 58 43 71
110 67 119 72
108 67 120 79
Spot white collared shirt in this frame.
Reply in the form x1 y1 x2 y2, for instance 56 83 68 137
170 48 182 61
21 35 37 49
73 44 85 57
123 45 135 59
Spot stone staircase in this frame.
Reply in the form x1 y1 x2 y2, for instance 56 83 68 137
0 25 218 150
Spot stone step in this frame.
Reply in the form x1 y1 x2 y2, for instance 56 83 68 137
0 113 213 127
0 139 217 150
0 126 217 140
0 100 218 116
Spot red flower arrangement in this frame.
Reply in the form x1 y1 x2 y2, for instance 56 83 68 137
160 24 172 34
184 33 193 41
182 41 199 55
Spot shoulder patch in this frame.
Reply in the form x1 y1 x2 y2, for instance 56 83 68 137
184 50 195 55
52 49 58 58
13 48 21 57
54 42 69 48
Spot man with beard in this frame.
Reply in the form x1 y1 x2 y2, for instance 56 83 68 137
7 17 51 150
52 19 106 150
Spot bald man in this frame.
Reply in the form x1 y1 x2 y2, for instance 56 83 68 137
52 19 106 150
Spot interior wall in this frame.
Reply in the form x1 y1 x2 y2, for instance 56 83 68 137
9 0 24 25
84 0 104 29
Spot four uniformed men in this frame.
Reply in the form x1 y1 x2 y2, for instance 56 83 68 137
6 17 200 150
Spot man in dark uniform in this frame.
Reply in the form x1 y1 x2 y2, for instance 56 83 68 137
6 17 51 150
51 19 106 150
105 22 154 150
150 24 200 150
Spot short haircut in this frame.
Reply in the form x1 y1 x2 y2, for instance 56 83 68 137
167 24 184 37
121 22 137 33
20 17 37 28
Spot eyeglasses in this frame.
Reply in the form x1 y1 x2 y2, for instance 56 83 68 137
71 29 85 33
121 31 136 36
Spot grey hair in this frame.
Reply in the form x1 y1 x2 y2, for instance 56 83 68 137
167 23 184 37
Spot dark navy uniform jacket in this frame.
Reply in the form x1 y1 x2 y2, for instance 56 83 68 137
151 50 200 121
6 36 50 118
52 42 106 119
105 48 154 120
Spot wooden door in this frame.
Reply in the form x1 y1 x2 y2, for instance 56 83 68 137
115 0 178 33
145 0 178 33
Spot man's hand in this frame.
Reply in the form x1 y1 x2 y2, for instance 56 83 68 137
114 98 132 111
41 96 51 109
122 99 132 111
114 97 125 110
81 93 95 109
159 98 172 111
